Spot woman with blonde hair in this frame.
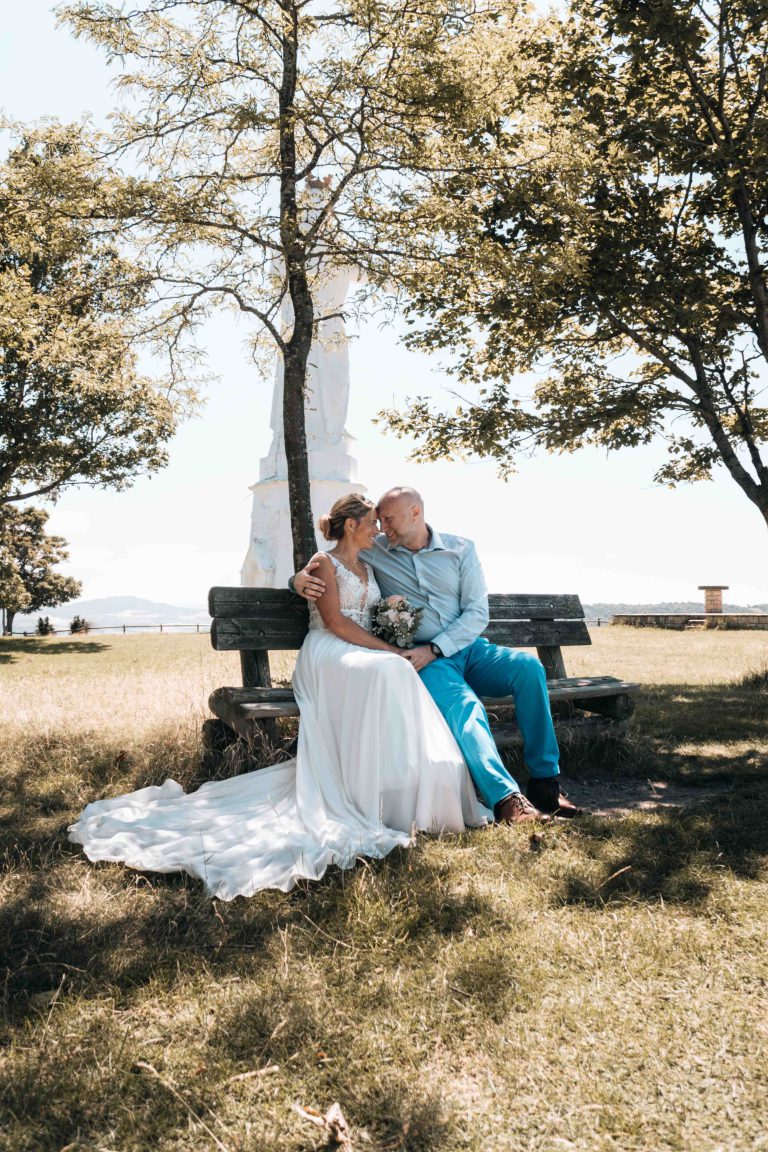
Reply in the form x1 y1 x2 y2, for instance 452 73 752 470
70 493 489 896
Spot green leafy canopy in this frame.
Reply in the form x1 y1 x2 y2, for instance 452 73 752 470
0 505 81 632
374 0 768 528
0 123 192 506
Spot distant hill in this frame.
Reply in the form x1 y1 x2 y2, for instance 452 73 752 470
583 601 768 618
11 594 767 633
13 595 209 633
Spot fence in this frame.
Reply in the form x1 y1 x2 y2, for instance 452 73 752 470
14 618 606 637
12 623 211 637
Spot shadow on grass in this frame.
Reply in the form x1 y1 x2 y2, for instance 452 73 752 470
639 680 768 741
3 822 494 1025
556 781 768 909
0 871 300 1012
0 1010 191 1152
500 680 768 786
353 1074 455 1151
0 638 113 656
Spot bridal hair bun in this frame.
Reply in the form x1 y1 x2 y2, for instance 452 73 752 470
319 493 375 541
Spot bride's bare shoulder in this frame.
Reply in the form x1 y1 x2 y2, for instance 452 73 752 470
309 550 334 569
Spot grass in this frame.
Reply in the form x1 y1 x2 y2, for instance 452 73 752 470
1 628 767 1151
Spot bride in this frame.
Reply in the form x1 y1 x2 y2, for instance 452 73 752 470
69 494 490 898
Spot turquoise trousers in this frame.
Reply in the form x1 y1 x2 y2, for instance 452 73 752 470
419 637 560 812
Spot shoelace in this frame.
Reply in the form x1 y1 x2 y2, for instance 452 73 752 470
508 792 537 815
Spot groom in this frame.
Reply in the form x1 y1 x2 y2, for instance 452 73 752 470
291 486 581 823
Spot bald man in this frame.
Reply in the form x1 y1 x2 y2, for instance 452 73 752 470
291 486 581 823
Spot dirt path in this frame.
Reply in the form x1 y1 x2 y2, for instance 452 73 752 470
562 777 730 818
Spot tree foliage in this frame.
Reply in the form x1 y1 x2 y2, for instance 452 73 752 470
377 0 768 529
0 505 81 634
0 125 188 507
61 0 502 566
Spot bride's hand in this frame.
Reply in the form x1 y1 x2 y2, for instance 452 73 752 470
402 645 437 672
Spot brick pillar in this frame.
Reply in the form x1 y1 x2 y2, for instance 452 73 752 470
698 585 728 614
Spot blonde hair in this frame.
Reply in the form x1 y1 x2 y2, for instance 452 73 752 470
318 493 375 541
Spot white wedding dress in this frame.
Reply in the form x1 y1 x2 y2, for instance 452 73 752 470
69 557 491 897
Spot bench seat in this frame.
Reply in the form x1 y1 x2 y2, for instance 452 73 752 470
206 588 640 756
209 674 639 745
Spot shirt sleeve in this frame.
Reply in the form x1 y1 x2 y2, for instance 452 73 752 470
430 542 489 657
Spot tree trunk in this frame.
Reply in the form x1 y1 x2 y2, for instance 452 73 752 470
278 0 317 571
283 334 317 569
5 609 15 635
756 487 768 534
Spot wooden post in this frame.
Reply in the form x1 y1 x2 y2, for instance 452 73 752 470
536 644 567 680
240 650 277 745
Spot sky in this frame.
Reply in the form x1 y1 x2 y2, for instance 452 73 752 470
1 3 766 609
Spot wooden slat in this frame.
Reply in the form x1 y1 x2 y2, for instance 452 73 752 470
213 615 591 651
235 702 300 719
492 714 626 747
488 594 584 620
212 616 309 651
212 587 584 621
547 675 639 701
483 679 639 723
482 619 590 647
573 694 636 721
209 689 300 737
212 686 297 704
210 599 309 628
211 675 638 716
209 586 304 617
213 615 590 651
209 671 637 749
209 589 588 652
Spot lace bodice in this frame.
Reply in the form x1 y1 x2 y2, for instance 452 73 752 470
308 554 380 632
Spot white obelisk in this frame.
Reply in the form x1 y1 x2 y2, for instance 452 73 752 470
241 262 365 587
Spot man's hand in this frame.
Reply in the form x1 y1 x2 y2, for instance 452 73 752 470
404 645 437 672
294 558 326 601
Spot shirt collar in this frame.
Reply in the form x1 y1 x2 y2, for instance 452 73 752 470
426 527 446 551
385 525 445 553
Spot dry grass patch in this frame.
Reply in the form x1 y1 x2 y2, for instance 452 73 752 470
1 631 767 1150
516 626 768 786
573 624 768 684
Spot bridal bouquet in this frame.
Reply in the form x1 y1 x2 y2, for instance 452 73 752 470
371 594 424 648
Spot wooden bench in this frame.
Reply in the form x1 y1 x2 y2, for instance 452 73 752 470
205 589 640 757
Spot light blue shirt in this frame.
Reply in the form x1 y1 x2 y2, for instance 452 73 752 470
360 528 489 658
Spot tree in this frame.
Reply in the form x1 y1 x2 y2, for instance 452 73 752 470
62 0 501 567
377 0 768 531
0 506 81 635
0 124 190 507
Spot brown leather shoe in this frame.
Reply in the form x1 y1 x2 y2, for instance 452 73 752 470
526 776 583 818
494 791 551 824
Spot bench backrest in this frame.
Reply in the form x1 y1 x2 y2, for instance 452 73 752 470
209 588 589 685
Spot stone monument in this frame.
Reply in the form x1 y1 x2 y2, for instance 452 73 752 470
241 257 365 587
